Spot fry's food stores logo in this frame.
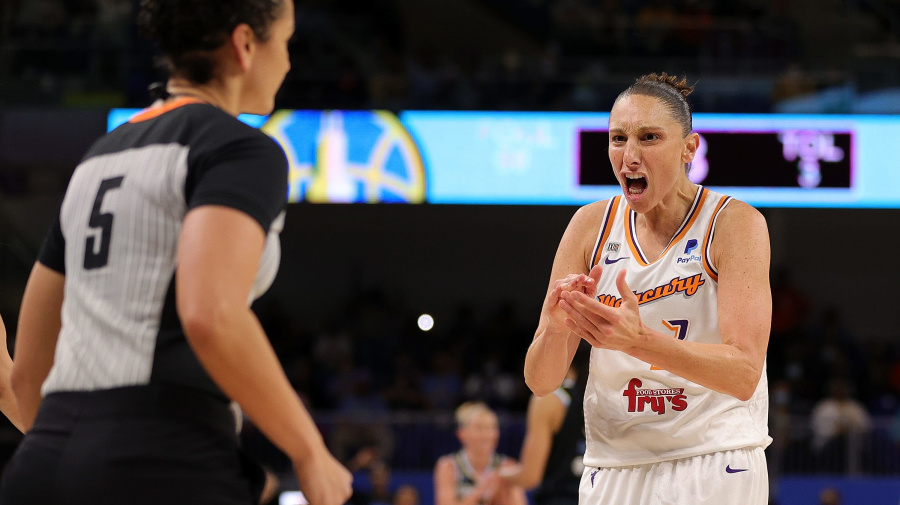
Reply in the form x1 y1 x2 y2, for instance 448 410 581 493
623 378 687 415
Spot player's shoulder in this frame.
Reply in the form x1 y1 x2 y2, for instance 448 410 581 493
716 197 767 234
568 198 618 230
435 453 457 465
434 453 458 474
709 196 769 260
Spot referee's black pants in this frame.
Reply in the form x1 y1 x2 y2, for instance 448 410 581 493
0 384 265 505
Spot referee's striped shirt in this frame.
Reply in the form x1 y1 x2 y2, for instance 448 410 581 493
38 98 287 399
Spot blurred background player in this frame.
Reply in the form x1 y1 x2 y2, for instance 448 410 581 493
0 1 352 504
433 401 526 505
498 343 588 505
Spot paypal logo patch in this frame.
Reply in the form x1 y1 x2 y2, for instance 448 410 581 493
676 255 702 264
684 239 699 255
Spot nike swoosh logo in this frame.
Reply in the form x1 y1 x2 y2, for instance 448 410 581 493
604 256 629 265
725 465 748 473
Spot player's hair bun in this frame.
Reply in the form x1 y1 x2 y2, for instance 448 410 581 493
637 72 694 98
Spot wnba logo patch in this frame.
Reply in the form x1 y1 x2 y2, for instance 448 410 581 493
606 242 621 253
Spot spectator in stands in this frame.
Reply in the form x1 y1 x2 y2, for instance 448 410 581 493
330 370 395 465
382 352 427 411
423 353 463 411
772 63 817 103
349 458 394 505
91 0 134 88
810 378 872 472
392 485 421 505
635 0 676 54
674 0 713 55
463 356 518 411
808 307 864 394
768 266 810 392
770 267 810 340
818 486 841 505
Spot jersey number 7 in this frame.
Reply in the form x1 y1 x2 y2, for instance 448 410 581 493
650 319 689 370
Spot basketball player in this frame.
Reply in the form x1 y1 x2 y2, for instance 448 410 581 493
434 402 527 505
498 346 587 505
524 73 772 505
0 314 23 431
0 1 352 504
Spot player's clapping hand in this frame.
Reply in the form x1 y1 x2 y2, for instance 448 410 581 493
294 448 353 505
474 471 502 504
546 265 603 335
559 269 645 352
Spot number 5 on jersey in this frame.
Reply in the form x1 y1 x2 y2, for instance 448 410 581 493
84 176 124 270
650 319 689 370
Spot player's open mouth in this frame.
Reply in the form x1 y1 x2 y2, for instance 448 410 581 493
625 173 647 194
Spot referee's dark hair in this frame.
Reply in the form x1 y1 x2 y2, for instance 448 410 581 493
137 0 287 84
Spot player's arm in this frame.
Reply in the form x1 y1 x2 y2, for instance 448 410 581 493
434 456 485 505
494 458 528 505
630 201 770 400
704 202 772 399
10 263 64 431
525 202 604 397
561 201 771 400
498 393 563 489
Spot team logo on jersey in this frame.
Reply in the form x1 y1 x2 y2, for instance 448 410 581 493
606 242 621 253
623 378 688 415
595 273 705 308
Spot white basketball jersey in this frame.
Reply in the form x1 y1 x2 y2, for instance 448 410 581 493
583 187 771 468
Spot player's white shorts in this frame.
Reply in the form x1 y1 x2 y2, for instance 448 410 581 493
579 447 768 505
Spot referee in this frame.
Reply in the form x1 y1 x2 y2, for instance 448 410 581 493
0 1 351 504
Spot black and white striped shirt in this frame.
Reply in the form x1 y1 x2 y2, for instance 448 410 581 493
38 98 287 398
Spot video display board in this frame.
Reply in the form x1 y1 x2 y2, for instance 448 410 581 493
108 109 900 208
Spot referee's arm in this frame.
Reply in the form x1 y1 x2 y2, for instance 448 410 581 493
177 205 351 505
10 263 64 431
0 313 25 431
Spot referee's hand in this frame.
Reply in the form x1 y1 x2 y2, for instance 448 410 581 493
294 449 353 505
